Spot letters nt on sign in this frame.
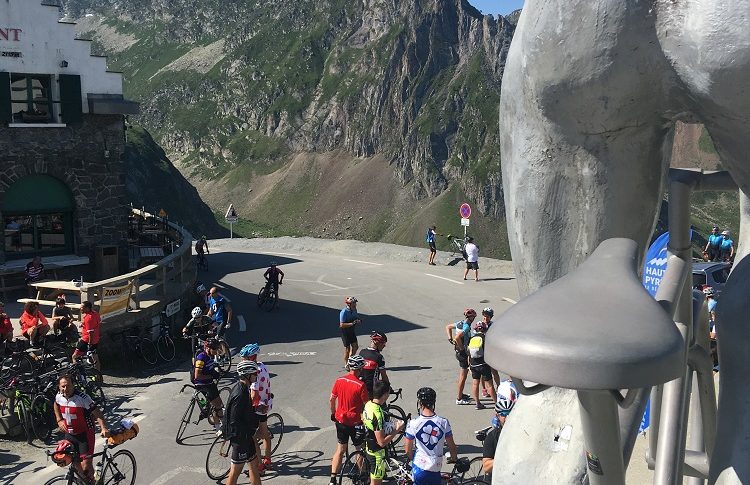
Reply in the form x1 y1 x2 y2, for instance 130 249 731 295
0 28 22 41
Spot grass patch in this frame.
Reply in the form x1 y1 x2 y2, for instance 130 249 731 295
698 126 718 155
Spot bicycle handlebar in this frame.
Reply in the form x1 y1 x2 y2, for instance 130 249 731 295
389 387 402 403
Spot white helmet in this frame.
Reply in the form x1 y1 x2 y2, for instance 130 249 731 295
191 307 202 318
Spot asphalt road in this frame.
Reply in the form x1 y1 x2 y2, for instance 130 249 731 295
5 238 522 484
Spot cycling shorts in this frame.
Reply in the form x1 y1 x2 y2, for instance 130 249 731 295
230 437 257 464
66 429 95 460
365 448 386 480
466 261 479 270
471 364 492 381
455 349 469 369
412 464 441 485
341 327 357 347
336 422 365 446
197 383 220 402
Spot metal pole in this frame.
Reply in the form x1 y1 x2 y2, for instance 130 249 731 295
230 222 233 239
578 390 626 485
685 372 705 485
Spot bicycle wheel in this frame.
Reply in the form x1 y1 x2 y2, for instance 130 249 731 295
102 449 137 485
176 397 196 443
256 287 268 307
265 412 285 455
1 353 34 379
137 337 158 366
43 476 87 485
29 394 54 443
156 334 176 362
261 289 277 312
15 398 31 443
338 449 370 485
386 404 407 445
214 340 233 375
205 435 231 480
462 456 490 483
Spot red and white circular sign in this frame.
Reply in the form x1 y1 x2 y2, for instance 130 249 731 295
459 203 472 219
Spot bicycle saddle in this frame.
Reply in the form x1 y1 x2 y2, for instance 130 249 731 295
485 238 683 390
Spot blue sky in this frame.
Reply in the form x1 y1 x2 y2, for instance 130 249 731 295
469 0 524 16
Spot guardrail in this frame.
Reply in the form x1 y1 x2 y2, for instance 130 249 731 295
84 208 194 312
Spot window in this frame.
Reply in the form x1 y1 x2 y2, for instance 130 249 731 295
10 73 56 123
4 213 72 254
712 268 729 284
692 273 706 287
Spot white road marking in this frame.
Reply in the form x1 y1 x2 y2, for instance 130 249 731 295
238 315 247 332
344 259 383 266
425 273 464 285
257 250 301 257
316 275 345 290
150 466 205 485
501 297 517 304
266 351 317 357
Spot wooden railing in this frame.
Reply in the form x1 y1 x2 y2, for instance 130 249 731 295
84 208 194 312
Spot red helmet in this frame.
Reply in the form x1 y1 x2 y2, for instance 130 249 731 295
51 439 75 466
371 332 387 344
464 308 477 318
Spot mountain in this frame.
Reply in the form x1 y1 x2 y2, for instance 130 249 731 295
63 0 737 258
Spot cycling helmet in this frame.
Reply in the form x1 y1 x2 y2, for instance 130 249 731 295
472 320 488 333
51 440 75 466
703 287 716 297
191 307 203 318
482 307 494 318
236 360 258 377
370 332 387 344
417 387 437 408
240 343 260 357
495 380 519 417
204 338 221 351
463 308 477 318
345 296 358 305
347 354 365 370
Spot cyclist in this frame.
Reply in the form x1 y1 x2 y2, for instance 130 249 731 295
193 339 225 434
239 343 274 474
224 360 262 485
340 296 361 367
0 302 13 351
53 374 110 483
359 331 390 398
329 354 369 485
263 261 284 301
208 287 233 337
20 300 49 348
183 306 214 337
467 320 496 409
719 230 734 261
51 296 77 342
480 307 501 387
405 387 458 485
481 380 519 474
195 235 209 265
72 301 102 371
362 381 405 485
704 226 723 261
445 309 476 405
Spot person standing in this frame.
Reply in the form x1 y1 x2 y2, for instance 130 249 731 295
239 343 274 474
463 237 479 281
704 226 723 261
426 225 438 266
24 256 44 297
72 301 102 370
404 387 458 485
340 296 361 366
719 230 734 262
208 287 233 337
445 309 476 405
224 360 262 485
362 381 405 485
480 308 501 387
359 332 390 398
328 355 369 485
467 320 497 409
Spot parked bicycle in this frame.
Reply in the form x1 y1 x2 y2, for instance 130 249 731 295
45 437 136 485
148 312 176 362
111 326 158 367
205 411 285 480
257 281 279 312
175 383 231 444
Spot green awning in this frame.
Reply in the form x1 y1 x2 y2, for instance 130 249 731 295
2 174 74 214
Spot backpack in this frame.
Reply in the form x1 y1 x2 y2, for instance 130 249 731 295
468 334 484 360
425 228 432 243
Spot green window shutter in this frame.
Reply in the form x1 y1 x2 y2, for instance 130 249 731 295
59 74 82 123
0 72 11 123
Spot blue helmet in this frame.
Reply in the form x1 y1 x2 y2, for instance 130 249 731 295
240 343 260 357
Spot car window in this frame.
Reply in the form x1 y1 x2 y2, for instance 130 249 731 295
712 269 729 284
692 273 707 287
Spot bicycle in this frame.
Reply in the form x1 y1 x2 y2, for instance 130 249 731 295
257 281 279 312
111 326 158 367
149 312 176 362
445 234 469 260
205 411 285 480
44 440 136 485
196 253 209 272
175 383 231 443
385 387 408 446
461 425 494 483
186 333 233 375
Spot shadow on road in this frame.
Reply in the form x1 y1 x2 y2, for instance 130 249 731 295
388 365 433 372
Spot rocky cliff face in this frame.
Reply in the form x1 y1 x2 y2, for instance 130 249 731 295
65 0 514 219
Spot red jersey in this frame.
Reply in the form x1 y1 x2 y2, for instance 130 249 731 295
82 311 101 344
331 373 369 426
56 391 96 435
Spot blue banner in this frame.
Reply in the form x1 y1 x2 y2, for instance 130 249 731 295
642 231 670 297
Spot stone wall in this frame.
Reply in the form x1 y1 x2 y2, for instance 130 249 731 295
0 114 129 267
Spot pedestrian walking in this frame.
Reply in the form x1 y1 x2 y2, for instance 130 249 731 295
463 237 479 281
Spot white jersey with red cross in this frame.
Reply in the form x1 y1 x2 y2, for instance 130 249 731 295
56 391 96 435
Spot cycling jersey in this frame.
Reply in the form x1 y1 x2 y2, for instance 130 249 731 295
405 413 453 472
81 310 101 344
358 347 385 396
193 351 218 385
720 238 734 251
362 400 387 452
264 267 283 283
20 310 48 333
707 234 723 248
331 373 369 426
340 307 358 325
210 295 227 323
454 320 471 349
56 391 96 435
184 315 214 335
250 362 272 415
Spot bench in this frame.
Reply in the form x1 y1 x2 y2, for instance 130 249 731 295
16 298 82 310
0 255 89 301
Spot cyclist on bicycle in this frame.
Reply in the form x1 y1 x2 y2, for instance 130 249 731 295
482 380 519 474
183 306 215 337
208 287 233 337
196 235 209 262
329 354 369 485
405 387 458 485
239 343 274 474
362 380 405 485
53 374 110 483
263 261 284 299
359 331 390 398
193 339 225 434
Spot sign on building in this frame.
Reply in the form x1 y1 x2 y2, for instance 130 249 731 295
100 280 134 318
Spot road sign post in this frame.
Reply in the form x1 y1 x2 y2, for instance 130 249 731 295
225 204 238 239
459 203 472 238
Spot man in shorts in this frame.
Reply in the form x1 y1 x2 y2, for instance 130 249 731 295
340 296 361 366
463 237 479 281
72 301 101 370
445 309 476 405
467 320 497 409
358 331 390 398
54 374 109 483
426 225 438 266
239 343 274 474
329 354 369 485
362 381 405 485
224 360 262 485
208 287 233 337
193 339 225 433
51 297 77 342
405 387 458 484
